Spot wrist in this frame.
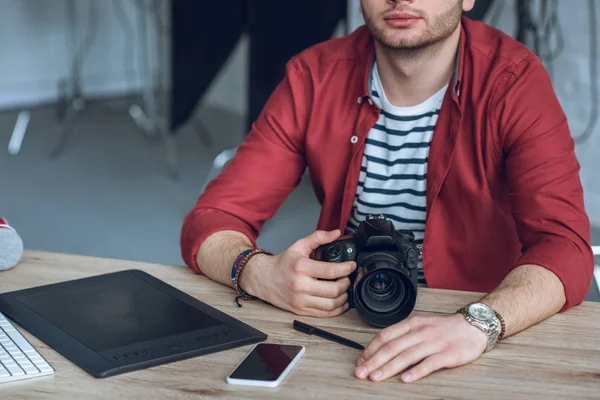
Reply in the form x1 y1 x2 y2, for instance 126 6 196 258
453 313 488 349
239 253 273 299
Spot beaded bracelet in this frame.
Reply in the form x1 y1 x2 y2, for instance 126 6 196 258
233 248 273 307
231 249 253 284
495 311 506 340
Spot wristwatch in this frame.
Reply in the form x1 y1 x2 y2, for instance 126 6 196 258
457 303 503 353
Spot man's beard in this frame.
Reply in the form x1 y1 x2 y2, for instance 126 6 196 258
363 3 463 51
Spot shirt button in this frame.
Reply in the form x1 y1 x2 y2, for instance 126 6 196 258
357 97 363 104
367 98 373 106
350 136 358 144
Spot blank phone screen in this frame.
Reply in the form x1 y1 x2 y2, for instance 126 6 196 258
229 343 303 381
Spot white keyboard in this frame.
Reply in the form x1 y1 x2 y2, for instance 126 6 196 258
0 311 54 384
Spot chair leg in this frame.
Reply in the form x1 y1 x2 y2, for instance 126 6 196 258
162 130 179 180
50 101 81 158
201 147 238 192
192 118 214 148
8 111 30 155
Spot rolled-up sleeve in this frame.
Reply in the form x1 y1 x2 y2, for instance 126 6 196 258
494 55 594 310
181 58 312 273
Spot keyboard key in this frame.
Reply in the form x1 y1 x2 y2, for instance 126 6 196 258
5 363 25 376
5 330 37 353
36 364 53 373
28 355 43 362
18 360 34 368
22 366 40 375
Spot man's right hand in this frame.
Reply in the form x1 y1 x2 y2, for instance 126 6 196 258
243 230 357 318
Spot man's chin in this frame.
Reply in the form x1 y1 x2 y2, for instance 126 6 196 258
373 29 429 50
378 38 428 51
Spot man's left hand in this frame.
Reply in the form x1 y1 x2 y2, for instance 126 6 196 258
355 314 488 383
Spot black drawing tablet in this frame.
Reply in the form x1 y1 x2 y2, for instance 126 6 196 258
0 270 267 378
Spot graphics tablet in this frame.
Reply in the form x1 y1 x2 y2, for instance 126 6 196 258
0 270 267 378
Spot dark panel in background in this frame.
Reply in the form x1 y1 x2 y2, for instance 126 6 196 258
170 0 246 133
463 0 494 22
170 0 346 134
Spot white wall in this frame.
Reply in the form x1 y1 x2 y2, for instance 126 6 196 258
0 0 139 107
0 0 248 116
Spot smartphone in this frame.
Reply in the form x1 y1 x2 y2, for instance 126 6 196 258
225 343 305 388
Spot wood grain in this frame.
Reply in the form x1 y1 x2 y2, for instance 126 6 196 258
0 251 599 399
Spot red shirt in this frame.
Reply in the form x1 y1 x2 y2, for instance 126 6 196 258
181 18 593 311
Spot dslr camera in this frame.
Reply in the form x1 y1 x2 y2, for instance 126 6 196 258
313 215 420 327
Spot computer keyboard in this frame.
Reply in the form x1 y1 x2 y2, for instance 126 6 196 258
0 311 54 384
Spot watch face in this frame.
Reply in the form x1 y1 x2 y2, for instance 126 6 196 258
468 303 494 321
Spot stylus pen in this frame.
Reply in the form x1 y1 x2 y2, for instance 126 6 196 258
293 320 365 350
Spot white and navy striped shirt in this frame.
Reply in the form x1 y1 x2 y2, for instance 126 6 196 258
347 62 447 281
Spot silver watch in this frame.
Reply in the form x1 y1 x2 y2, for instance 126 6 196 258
457 303 501 352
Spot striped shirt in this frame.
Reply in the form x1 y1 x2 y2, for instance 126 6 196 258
347 62 447 283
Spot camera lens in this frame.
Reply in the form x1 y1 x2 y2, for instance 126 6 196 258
368 273 393 295
361 270 405 314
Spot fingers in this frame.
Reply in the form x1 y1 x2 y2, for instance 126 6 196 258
358 317 419 364
295 303 350 318
401 352 453 383
288 276 349 313
365 343 439 382
303 292 348 311
294 258 356 280
292 230 341 254
355 331 424 379
306 277 351 298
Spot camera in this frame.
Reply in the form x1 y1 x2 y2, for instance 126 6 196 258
313 215 420 328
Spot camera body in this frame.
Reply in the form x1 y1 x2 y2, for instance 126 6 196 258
313 215 420 327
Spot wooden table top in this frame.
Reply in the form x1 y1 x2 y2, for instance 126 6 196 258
0 251 599 399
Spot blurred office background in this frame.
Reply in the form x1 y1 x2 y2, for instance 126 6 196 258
0 0 598 299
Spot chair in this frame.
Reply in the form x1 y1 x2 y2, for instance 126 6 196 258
200 146 238 193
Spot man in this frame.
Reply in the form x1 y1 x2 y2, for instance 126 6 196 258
181 0 593 383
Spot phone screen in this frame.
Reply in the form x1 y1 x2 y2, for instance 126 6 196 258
229 343 304 381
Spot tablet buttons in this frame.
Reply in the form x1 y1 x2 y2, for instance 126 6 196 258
114 349 150 362
193 330 234 343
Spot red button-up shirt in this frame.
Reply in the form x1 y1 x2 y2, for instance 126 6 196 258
181 18 593 311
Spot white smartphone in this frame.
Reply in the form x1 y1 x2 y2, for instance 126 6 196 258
225 343 305 388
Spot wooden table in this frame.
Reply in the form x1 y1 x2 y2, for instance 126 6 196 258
1 251 599 399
